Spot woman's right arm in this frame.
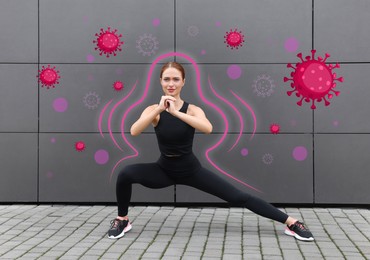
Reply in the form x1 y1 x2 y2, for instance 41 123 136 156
130 104 163 136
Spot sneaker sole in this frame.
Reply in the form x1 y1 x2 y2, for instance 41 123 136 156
284 228 314 242
108 223 132 239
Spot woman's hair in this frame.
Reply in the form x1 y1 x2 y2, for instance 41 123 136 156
160 62 185 79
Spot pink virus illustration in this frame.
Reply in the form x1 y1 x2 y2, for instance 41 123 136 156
75 141 86 152
284 50 344 109
252 74 275 98
224 28 245 49
270 123 280 135
37 65 60 89
113 81 124 91
93 27 124 57
136 33 159 56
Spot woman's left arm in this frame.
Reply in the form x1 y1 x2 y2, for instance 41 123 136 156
170 104 213 134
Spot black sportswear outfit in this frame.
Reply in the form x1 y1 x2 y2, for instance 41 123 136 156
116 102 289 223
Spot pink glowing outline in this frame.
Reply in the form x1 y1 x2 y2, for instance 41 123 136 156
111 52 260 192
98 99 113 138
230 90 257 140
208 76 244 152
107 81 138 151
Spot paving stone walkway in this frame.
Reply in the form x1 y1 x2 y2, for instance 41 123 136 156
0 205 369 259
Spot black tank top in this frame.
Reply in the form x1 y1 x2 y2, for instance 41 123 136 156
154 102 195 156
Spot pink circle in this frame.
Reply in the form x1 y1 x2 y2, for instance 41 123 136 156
50 137 56 143
284 37 299 52
86 54 95 63
241 148 249 156
292 146 307 161
152 18 160 27
215 21 221 27
53 98 68 112
227 65 242 80
200 50 206 55
95 149 109 165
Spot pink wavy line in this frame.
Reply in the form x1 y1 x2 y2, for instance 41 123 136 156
111 52 260 192
208 76 244 152
230 90 257 140
107 81 138 151
98 99 113 138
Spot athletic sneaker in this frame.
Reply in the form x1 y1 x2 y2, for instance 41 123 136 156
284 221 314 241
108 218 132 239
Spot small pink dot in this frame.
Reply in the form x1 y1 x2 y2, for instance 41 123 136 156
95 149 109 165
86 54 95 63
53 98 68 113
241 148 249 156
292 146 307 161
227 65 242 80
284 37 299 52
152 18 160 27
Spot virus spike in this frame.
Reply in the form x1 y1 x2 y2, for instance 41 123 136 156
284 49 344 109
323 97 330 106
297 53 304 62
322 53 330 62
331 89 340 96
311 49 316 59
336 76 344 82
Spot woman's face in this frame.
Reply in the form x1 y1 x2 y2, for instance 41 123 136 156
160 67 185 97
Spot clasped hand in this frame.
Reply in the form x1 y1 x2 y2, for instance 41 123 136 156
159 96 177 114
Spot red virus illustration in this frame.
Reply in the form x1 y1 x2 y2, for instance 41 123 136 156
270 123 280 135
284 50 344 109
113 81 124 91
75 141 86 152
93 27 124 57
37 65 60 89
224 28 245 49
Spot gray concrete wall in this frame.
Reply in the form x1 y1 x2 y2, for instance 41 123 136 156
1 0 369 205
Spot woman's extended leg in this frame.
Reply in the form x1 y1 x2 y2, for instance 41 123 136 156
178 167 314 241
178 167 288 223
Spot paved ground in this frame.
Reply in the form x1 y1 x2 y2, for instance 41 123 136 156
0 205 369 259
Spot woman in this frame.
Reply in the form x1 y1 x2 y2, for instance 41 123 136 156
108 62 314 241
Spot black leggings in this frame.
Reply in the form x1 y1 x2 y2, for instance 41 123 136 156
116 156 289 224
